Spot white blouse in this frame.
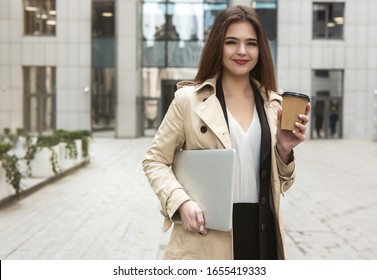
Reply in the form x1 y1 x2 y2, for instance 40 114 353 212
227 106 261 203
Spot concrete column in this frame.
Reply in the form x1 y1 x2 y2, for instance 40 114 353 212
55 0 92 131
115 0 141 138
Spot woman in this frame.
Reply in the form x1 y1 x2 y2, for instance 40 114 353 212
142 5 310 260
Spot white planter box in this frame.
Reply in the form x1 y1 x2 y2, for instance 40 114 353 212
84 138 91 160
59 140 83 171
8 136 28 158
75 139 83 163
6 139 29 178
30 145 60 178
59 143 75 171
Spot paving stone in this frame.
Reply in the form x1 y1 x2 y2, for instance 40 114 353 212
0 137 376 260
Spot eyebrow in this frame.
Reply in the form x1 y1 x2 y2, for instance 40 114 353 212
225 36 258 42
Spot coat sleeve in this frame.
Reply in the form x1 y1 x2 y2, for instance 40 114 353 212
274 147 295 193
142 89 191 227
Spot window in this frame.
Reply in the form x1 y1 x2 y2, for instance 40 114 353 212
92 0 115 67
312 70 343 97
142 0 228 67
313 2 345 39
92 1 115 37
23 66 56 133
91 0 116 131
23 0 56 36
252 0 277 65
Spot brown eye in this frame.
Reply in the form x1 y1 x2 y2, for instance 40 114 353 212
247 42 257 46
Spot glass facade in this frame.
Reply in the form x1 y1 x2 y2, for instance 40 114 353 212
23 66 56 133
23 0 56 36
91 0 116 131
141 0 228 136
142 0 227 68
311 70 343 139
313 2 345 39
253 0 277 64
311 3 345 138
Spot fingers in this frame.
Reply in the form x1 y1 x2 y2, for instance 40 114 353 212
305 103 311 115
298 113 309 125
196 209 208 235
293 114 309 140
277 104 311 151
179 201 207 235
292 127 306 141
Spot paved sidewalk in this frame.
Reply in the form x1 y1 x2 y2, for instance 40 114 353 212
284 139 377 259
0 137 376 260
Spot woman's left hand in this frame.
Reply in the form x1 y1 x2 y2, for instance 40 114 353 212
276 103 311 164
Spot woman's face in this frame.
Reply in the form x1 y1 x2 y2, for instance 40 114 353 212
222 21 259 78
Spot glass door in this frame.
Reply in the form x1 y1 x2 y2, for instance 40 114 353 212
311 70 343 139
311 97 342 139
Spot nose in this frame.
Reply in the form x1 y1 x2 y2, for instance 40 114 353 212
237 43 247 55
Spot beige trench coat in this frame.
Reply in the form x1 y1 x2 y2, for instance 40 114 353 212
142 76 295 260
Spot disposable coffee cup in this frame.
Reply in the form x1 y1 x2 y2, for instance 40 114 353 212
281 92 310 131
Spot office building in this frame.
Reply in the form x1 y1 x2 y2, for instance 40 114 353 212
0 0 376 140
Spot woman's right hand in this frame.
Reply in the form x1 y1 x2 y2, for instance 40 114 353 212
178 200 208 235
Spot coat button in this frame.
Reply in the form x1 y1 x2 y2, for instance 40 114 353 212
261 169 267 177
261 224 266 231
261 196 267 204
200 126 207 134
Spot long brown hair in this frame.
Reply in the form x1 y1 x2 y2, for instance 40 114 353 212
194 5 277 95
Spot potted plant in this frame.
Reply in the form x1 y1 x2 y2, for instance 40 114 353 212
55 130 79 171
1 128 17 146
29 134 61 177
0 142 12 158
55 130 91 170
1 142 22 198
78 130 91 159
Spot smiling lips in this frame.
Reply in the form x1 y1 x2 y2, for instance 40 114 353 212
233 59 249 65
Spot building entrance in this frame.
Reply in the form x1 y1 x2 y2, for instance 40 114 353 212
140 79 179 137
311 69 344 139
311 97 342 139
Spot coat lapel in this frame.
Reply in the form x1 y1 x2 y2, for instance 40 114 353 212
194 94 232 149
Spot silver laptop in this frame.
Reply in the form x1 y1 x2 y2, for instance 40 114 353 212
172 149 236 231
